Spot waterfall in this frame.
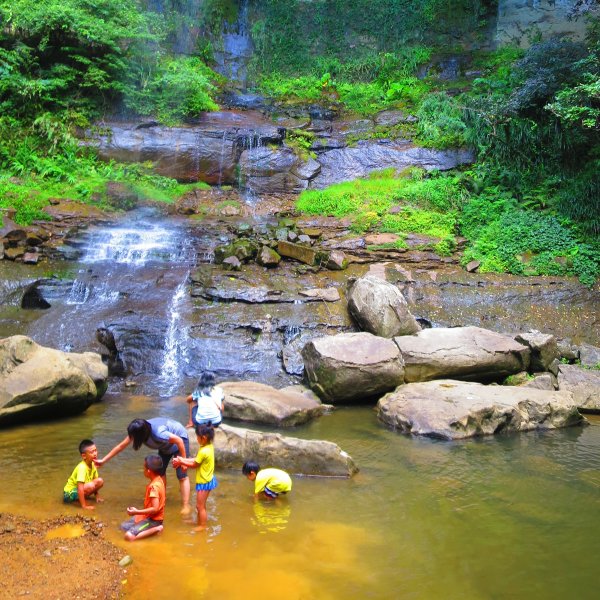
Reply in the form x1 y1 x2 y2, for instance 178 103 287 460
158 272 191 397
238 129 262 204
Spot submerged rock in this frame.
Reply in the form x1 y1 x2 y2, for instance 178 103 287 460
189 423 359 477
377 379 584 440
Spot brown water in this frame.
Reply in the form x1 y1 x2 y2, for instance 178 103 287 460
1 393 599 599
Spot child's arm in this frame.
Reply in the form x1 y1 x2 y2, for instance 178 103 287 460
172 455 197 469
94 435 131 467
77 482 94 511
127 496 159 518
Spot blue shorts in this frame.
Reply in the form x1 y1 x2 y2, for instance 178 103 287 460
196 477 218 491
63 490 79 503
157 437 190 481
264 487 288 499
120 517 163 537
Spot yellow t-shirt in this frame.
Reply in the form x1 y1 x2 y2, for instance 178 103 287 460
195 444 215 484
254 468 292 495
64 460 98 494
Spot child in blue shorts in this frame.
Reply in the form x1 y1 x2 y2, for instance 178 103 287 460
173 423 217 531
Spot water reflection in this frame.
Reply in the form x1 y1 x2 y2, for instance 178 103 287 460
251 499 291 533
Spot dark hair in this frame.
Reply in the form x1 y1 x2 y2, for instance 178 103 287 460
127 419 151 451
79 439 95 454
195 422 215 442
144 455 163 474
242 461 260 476
194 371 216 396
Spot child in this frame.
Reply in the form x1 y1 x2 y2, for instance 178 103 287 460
242 461 292 499
120 455 166 542
185 371 224 428
63 439 104 510
173 423 217 531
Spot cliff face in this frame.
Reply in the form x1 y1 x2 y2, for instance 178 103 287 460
496 0 599 46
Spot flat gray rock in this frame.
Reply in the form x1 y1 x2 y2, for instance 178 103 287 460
221 380 326 426
394 326 531 383
377 379 584 440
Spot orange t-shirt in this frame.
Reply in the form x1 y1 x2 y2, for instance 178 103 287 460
135 475 166 522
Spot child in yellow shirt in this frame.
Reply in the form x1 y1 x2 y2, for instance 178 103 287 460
173 423 217 531
63 439 104 510
242 461 292 499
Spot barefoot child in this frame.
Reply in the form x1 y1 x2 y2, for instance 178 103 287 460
120 455 166 542
185 371 224 428
63 439 104 510
242 461 292 499
173 423 217 531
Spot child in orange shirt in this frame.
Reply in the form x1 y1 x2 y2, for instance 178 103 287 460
120 455 166 541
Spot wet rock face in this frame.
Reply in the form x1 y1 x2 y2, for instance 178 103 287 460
92 111 474 194
377 379 585 440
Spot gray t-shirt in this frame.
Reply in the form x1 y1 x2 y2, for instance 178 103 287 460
144 417 188 454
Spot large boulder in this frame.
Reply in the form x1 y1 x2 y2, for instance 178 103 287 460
0 336 108 426
187 423 358 477
220 381 327 426
347 275 421 337
557 363 600 413
394 326 531 383
377 379 584 440
302 332 405 403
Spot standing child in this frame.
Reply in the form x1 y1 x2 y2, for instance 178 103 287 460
173 423 217 531
63 439 104 510
185 371 224 428
120 455 166 542
242 461 292 499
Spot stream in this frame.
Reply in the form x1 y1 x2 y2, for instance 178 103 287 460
1 207 600 599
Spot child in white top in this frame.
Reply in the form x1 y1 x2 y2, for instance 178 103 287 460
186 371 224 428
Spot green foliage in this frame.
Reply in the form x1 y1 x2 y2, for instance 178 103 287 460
285 129 315 160
122 55 221 124
381 207 457 239
0 0 148 117
461 210 600 285
462 38 600 237
247 0 489 76
297 170 464 241
416 92 467 148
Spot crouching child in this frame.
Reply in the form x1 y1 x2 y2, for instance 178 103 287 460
121 455 165 541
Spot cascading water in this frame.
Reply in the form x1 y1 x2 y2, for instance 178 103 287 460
19 208 212 396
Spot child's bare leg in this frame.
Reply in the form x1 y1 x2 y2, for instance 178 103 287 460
180 476 191 515
125 525 163 542
186 403 195 428
83 478 104 502
195 490 210 531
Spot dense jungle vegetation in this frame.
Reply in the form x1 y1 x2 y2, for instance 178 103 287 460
0 0 599 284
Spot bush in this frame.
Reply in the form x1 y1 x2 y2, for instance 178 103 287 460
461 210 600 285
